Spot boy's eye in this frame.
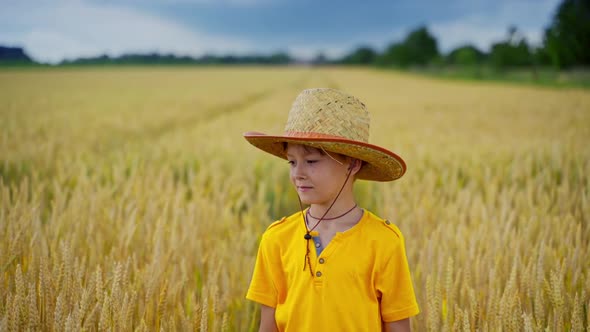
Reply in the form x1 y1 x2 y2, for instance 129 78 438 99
287 160 316 166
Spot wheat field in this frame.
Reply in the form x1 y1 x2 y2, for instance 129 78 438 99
1 67 589 331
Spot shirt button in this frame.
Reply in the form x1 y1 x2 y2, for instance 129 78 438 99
319 258 325 264
315 242 321 248
316 271 322 277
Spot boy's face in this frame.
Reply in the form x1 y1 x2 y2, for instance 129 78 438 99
286 144 354 205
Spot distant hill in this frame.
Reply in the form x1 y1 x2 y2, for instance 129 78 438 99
0 46 34 63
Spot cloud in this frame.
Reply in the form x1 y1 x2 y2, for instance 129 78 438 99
0 1 255 63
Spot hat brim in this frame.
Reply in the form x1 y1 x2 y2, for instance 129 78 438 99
243 131 406 181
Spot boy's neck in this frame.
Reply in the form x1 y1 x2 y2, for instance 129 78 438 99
308 206 364 233
308 197 358 220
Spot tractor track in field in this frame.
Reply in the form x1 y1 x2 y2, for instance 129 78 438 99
92 72 314 154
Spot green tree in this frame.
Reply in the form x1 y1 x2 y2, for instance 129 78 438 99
447 45 485 65
340 46 377 65
378 43 411 67
378 26 439 67
403 26 439 65
489 26 532 68
544 0 590 68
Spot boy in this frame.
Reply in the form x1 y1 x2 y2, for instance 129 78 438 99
244 88 419 331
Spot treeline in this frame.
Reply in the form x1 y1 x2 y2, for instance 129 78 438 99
0 48 292 66
339 0 589 69
338 26 545 68
58 52 292 66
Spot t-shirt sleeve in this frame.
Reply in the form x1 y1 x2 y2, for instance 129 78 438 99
376 231 420 322
246 232 279 308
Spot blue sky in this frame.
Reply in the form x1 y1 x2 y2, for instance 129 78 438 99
1 0 561 63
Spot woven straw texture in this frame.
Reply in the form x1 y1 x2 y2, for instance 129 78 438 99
244 88 406 181
285 89 370 142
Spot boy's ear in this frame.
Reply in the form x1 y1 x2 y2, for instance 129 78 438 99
347 158 362 174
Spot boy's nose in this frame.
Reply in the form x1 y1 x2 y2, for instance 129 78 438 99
292 165 307 179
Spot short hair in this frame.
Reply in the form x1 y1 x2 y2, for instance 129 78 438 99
282 142 326 156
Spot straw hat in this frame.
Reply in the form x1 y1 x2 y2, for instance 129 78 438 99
243 88 406 181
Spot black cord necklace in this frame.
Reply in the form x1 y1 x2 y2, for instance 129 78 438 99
297 167 354 276
307 204 357 220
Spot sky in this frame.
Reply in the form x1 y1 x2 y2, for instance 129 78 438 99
1 0 562 64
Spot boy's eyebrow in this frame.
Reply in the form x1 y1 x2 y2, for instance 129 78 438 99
286 151 316 158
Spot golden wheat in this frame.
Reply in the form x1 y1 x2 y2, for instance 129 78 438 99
1 67 589 331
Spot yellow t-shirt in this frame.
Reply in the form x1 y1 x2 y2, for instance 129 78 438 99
246 209 419 331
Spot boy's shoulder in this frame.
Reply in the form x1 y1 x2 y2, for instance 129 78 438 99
264 210 303 233
364 210 403 240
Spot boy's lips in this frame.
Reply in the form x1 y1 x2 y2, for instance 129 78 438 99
297 186 313 192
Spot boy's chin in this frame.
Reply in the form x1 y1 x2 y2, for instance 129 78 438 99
297 195 313 205
299 198 312 205
298 196 325 206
